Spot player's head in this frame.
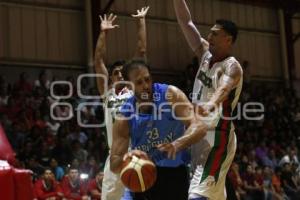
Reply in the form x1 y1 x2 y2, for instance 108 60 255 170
43 168 53 181
208 19 238 55
123 59 152 102
68 166 79 182
246 164 254 174
231 162 239 171
108 60 125 84
50 158 58 168
282 162 291 172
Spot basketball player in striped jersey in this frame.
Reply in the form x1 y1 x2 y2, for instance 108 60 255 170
94 7 149 200
158 1 243 200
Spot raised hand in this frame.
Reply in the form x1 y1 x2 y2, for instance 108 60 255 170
100 13 119 31
132 6 150 18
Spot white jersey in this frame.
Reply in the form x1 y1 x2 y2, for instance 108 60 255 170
102 88 132 200
192 51 243 128
189 51 243 200
104 87 133 148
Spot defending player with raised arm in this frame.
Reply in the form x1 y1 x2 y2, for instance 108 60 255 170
94 13 119 95
132 6 149 59
157 1 243 200
173 0 243 115
94 6 149 95
94 7 150 200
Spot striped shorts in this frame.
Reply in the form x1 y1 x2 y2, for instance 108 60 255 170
188 125 236 200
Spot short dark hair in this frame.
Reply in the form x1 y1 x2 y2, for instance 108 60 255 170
123 59 150 80
216 19 238 43
69 165 79 172
108 60 126 76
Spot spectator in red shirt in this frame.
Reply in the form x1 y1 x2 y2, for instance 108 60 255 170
61 167 89 200
87 171 103 200
242 164 264 199
254 166 264 186
34 168 64 200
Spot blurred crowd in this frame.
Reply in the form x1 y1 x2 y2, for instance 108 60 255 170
1 65 300 199
0 70 107 199
228 82 300 200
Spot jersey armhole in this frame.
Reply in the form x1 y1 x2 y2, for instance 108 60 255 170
199 50 211 68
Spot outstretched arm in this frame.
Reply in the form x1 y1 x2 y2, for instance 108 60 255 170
132 6 150 59
94 14 119 95
199 63 243 115
157 86 208 159
173 0 208 59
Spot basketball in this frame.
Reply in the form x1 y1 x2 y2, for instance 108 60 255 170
120 155 157 192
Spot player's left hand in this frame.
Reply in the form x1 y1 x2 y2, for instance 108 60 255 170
132 6 150 18
157 143 177 160
123 149 149 161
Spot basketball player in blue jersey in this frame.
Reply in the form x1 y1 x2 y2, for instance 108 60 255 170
110 59 208 200
94 7 149 200
158 1 243 200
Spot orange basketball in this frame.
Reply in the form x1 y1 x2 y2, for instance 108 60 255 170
120 155 157 192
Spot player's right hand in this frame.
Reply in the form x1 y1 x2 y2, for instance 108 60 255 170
100 13 119 31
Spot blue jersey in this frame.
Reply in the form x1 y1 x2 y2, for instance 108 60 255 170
120 83 190 167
